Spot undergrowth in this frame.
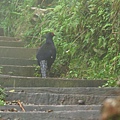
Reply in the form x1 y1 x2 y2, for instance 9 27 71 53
0 86 6 106
0 0 120 86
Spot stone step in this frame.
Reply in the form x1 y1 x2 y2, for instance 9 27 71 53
0 36 19 41
5 87 120 96
0 40 25 47
5 92 115 105
0 65 36 77
0 105 101 112
0 110 100 120
0 46 37 59
0 75 107 87
0 57 37 66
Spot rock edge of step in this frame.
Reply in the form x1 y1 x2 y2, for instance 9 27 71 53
0 105 101 112
0 110 100 120
0 75 107 87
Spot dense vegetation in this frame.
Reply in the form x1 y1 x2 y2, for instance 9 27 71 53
0 0 120 86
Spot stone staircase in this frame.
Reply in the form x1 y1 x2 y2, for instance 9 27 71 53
0 36 119 120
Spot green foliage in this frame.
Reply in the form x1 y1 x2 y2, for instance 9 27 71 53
0 86 6 106
102 79 117 87
34 65 41 77
0 0 36 36
0 66 3 74
0 0 120 86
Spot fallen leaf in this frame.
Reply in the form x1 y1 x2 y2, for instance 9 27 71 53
9 89 15 92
